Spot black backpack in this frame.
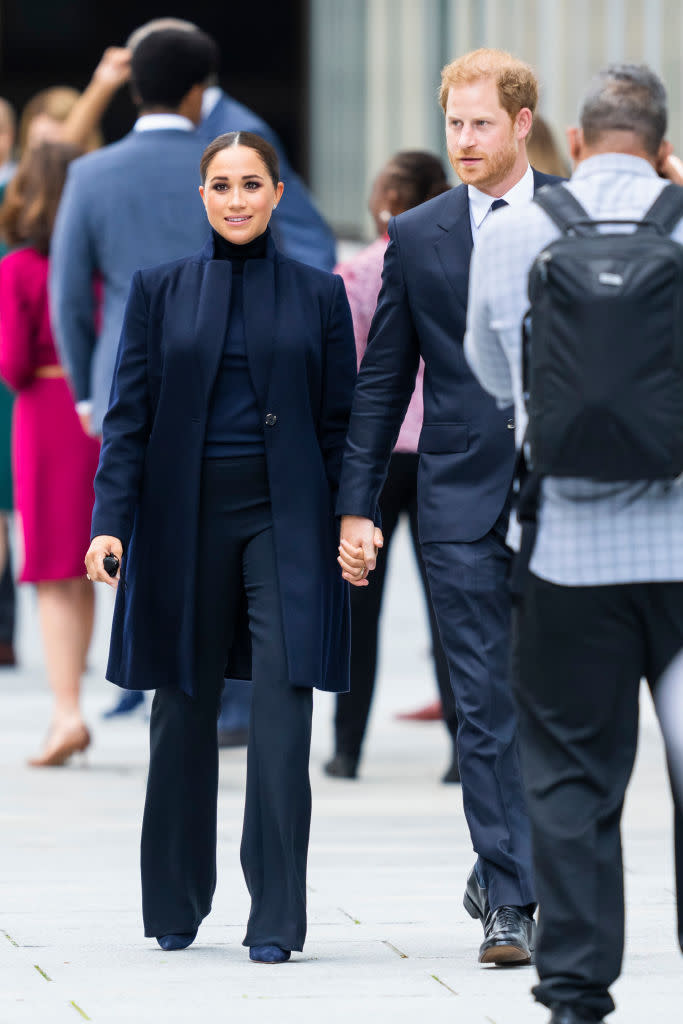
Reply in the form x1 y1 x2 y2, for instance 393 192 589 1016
523 182 683 481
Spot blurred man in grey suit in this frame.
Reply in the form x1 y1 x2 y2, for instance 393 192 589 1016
50 27 216 437
50 28 217 716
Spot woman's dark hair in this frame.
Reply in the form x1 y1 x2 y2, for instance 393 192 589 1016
200 132 280 188
0 141 82 255
383 150 450 209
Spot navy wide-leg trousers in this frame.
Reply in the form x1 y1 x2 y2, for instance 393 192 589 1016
141 456 313 951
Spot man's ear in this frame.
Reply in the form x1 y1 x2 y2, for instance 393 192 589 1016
566 126 582 166
515 107 533 142
655 139 674 175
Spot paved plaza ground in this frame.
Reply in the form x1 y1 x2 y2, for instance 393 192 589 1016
1 523 680 1023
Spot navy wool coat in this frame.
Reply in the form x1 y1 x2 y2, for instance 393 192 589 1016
91 235 356 696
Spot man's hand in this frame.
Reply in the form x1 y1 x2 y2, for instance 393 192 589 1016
78 409 93 437
85 536 123 589
92 47 132 92
338 515 384 587
655 150 683 183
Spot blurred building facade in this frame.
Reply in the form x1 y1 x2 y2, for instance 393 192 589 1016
310 0 683 237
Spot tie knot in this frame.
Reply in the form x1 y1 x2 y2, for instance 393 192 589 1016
490 198 508 212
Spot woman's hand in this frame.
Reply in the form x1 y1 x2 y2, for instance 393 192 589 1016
85 536 123 589
338 516 384 586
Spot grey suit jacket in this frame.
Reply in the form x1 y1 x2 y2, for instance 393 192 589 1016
50 128 208 432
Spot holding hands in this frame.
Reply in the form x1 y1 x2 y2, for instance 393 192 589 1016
85 536 123 589
338 515 384 587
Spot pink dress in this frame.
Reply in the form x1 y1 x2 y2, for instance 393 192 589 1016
0 247 100 582
335 235 425 452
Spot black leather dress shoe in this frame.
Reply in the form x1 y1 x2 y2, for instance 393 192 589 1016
323 754 358 779
463 866 534 964
549 1006 603 1023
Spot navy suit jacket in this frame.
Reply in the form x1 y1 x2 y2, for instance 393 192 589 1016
91 235 356 696
201 92 336 271
50 129 209 433
336 169 562 543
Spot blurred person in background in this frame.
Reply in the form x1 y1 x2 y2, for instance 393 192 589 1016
324 150 460 784
0 98 18 666
0 99 17 188
0 55 131 673
526 115 570 177
0 141 101 765
50 29 217 718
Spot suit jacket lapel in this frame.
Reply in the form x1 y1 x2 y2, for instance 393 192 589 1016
434 185 473 314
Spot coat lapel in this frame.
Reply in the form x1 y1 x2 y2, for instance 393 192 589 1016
194 248 233 410
192 234 279 416
434 185 473 313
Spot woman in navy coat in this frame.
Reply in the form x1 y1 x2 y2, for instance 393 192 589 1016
86 132 356 963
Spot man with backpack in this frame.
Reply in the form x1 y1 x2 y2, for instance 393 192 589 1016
465 64 683 1024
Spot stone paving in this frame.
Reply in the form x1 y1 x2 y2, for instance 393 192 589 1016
0 523 680 1023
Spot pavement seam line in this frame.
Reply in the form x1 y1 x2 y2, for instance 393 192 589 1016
34 964 52 982
430 973 458 996
382 940 409 958
70 1000 91 1020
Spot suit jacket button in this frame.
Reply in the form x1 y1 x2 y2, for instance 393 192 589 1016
265 413 277 426
507 418 515 430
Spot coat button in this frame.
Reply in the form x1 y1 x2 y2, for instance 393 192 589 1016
507 418 515 430
265 413 277 426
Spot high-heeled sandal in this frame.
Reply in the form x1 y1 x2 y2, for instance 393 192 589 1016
28 721 91 767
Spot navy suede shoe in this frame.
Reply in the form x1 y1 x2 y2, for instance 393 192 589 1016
156 930 197 951
249 944 291 964
102 690 145 718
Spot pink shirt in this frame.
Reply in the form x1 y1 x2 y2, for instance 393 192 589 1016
335 236 424 453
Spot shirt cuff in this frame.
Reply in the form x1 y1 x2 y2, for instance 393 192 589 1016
76 399 93 416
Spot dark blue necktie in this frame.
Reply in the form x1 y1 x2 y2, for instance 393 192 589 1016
490 198 508 212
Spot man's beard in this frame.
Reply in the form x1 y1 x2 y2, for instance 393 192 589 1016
449 134 518 190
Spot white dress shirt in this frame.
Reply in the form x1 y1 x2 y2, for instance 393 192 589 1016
133 113 194 133
468 163 534 244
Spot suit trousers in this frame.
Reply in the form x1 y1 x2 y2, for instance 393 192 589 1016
514 573 683 1020
141 456 313 951
334 452 456 762
421 515 535 911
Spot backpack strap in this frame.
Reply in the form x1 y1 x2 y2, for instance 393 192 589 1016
533 184 595 235
642 183 683 234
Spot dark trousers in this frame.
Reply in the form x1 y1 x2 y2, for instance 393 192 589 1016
141 456 313 951
334 452 456 762
514 574 683 1020
0 518 15 646
421 515 535 911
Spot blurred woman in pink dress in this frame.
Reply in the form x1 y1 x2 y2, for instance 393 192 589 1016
324 151 461 783
0 141 101 766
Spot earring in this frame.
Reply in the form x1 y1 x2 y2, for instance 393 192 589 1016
378 209 391 223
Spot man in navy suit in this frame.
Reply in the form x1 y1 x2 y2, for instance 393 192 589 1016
337 48 562 966
127 18 336 272
50 28 218 716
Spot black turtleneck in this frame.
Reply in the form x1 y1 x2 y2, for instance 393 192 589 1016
204 228 269 459
212 227 269 265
